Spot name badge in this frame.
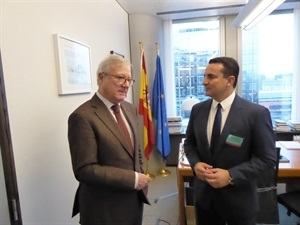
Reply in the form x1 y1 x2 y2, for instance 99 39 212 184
226 134 244 147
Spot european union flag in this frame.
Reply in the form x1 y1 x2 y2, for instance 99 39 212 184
152 55 170 160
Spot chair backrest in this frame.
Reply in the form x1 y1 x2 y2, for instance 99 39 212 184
274 147 281 184
257 147 281 189
256 146 281 224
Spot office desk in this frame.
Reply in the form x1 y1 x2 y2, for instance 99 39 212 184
177 141 300 225
169 131 300 166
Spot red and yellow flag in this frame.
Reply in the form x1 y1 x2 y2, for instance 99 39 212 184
139 46 155 160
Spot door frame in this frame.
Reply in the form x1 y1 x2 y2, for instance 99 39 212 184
0 50 23 225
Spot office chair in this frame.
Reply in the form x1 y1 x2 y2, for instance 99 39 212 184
278 189 300 225
256 147 281 224
277 142 300 225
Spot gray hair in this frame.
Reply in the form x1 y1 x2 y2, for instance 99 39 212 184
96 54 131 75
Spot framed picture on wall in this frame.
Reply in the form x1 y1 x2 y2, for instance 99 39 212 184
53 34 92 95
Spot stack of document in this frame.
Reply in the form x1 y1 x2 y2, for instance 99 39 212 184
287 120 300 131
167 116 182 133
274 119 291 132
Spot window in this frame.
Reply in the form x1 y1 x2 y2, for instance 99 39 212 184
172 18 220 125
169 11 299 130
241 12 294 123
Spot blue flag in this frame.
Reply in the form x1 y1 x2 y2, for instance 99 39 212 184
152 55 170 159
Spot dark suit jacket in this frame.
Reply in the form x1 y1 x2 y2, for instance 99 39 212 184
184 95 276 219
68 94 149 225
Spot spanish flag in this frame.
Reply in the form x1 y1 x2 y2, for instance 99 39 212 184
139 45 155 160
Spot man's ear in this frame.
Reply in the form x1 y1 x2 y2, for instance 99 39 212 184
228 75 235 86
98 73 104 84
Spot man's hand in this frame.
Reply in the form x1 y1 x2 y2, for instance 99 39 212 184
136 173 152 190
194 162 213 181
204 168 231 188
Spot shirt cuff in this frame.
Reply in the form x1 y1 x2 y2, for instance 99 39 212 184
134 172 138 189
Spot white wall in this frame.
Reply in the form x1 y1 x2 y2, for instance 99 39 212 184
0 1 131 224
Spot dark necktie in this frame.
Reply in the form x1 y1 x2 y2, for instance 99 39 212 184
112 104 133 153
211 103 222 155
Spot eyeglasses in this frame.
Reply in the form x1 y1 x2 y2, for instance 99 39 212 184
104 73 135 86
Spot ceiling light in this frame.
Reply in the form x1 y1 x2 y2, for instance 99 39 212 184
231 0 286 30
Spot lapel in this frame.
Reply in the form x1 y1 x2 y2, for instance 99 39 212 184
202 100 212 149
194 100 212 157
212 95 243 157
90 94 134 157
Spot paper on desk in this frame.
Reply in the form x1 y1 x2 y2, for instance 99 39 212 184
180 155 190 166
279 141 300 150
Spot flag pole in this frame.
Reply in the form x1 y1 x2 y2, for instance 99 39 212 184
154 43 171 177
157 158 171 177
139 41 156 179
145 159 156 179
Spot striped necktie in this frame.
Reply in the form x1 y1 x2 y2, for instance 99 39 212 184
111 104 133 153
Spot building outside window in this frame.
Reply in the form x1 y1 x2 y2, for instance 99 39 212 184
241 12 294 123
172 12 297 128
172 18 220 125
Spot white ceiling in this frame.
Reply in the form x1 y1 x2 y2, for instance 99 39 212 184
116 0 300 20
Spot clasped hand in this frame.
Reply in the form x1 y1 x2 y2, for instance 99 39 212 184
136 173 152 190
194 162 230 188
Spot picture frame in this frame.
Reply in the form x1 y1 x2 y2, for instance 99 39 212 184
53 34 92 95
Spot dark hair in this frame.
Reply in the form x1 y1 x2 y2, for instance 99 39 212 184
208 57 239 87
